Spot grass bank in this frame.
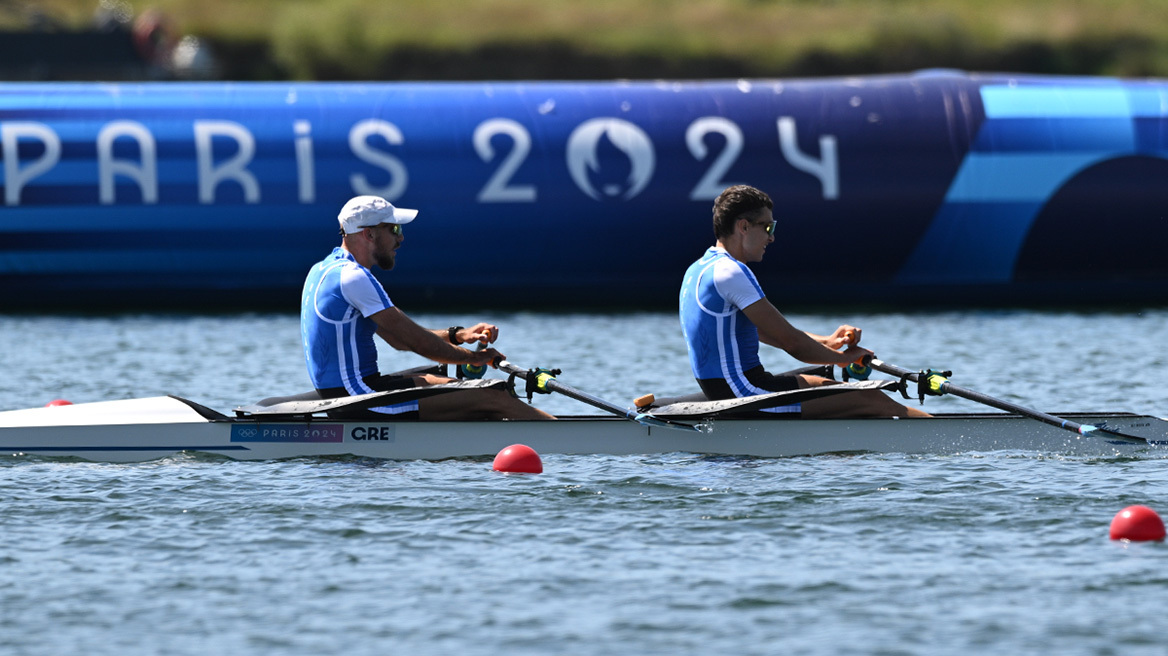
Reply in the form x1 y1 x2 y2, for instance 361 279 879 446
14 0 1168 80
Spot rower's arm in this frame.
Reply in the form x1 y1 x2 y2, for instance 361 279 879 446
806 325 859 350
742 298 869 366
370 307 497 366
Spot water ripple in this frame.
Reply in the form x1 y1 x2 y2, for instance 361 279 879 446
3 312 1168 655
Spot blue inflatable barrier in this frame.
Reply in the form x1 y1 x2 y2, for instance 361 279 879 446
2 70 1167 309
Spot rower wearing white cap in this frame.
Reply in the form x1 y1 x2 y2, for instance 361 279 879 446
301 195 553 420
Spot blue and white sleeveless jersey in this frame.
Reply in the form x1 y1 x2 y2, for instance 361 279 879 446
680 247 797 413
301 247 417 415
680 246 765 383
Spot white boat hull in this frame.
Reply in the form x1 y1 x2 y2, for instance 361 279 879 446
1 396 1166 463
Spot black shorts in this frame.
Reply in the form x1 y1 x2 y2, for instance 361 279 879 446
316 374 421 420
697 366 802 416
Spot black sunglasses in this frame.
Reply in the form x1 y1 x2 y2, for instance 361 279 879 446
751 219 777 236
372 223 402 236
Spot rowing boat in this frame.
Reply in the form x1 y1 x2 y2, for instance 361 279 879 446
0 393 1165 463
2 359 1162 463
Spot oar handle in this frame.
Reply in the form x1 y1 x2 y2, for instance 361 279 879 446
833 330 871 381
458 342 489 379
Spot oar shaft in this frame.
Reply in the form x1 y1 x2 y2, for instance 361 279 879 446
495 360 698 431
870 358 1103 437
537 372 639 420
495 360 637 419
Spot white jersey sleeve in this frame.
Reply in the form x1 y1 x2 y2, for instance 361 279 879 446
338 262 394 318
711 257 765 312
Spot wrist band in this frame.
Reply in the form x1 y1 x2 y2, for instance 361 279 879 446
448 326 464 345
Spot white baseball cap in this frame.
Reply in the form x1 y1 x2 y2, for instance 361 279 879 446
337 195 418 234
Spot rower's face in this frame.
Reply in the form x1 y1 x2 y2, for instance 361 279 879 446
739 208 775 263
368 223 404 270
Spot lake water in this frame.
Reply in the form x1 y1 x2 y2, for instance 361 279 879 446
2 309 1167 655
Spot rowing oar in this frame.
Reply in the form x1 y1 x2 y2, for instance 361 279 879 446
868 358 1147 444
494 360 702 432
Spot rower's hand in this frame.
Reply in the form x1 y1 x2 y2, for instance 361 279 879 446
467 346 504 367
455 322 499 345
841 343 873 366
828 325 861 349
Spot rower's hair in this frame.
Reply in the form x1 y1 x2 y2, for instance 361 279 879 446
712 185 773 240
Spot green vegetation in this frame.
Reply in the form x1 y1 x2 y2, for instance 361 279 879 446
12 0 1168 80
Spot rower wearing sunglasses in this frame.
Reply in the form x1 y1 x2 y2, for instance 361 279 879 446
679 185 926 419
300 195 553 421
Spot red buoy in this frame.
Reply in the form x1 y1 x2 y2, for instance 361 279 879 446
493 444 542 473
45 399 73 407
1110 505 1166 542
